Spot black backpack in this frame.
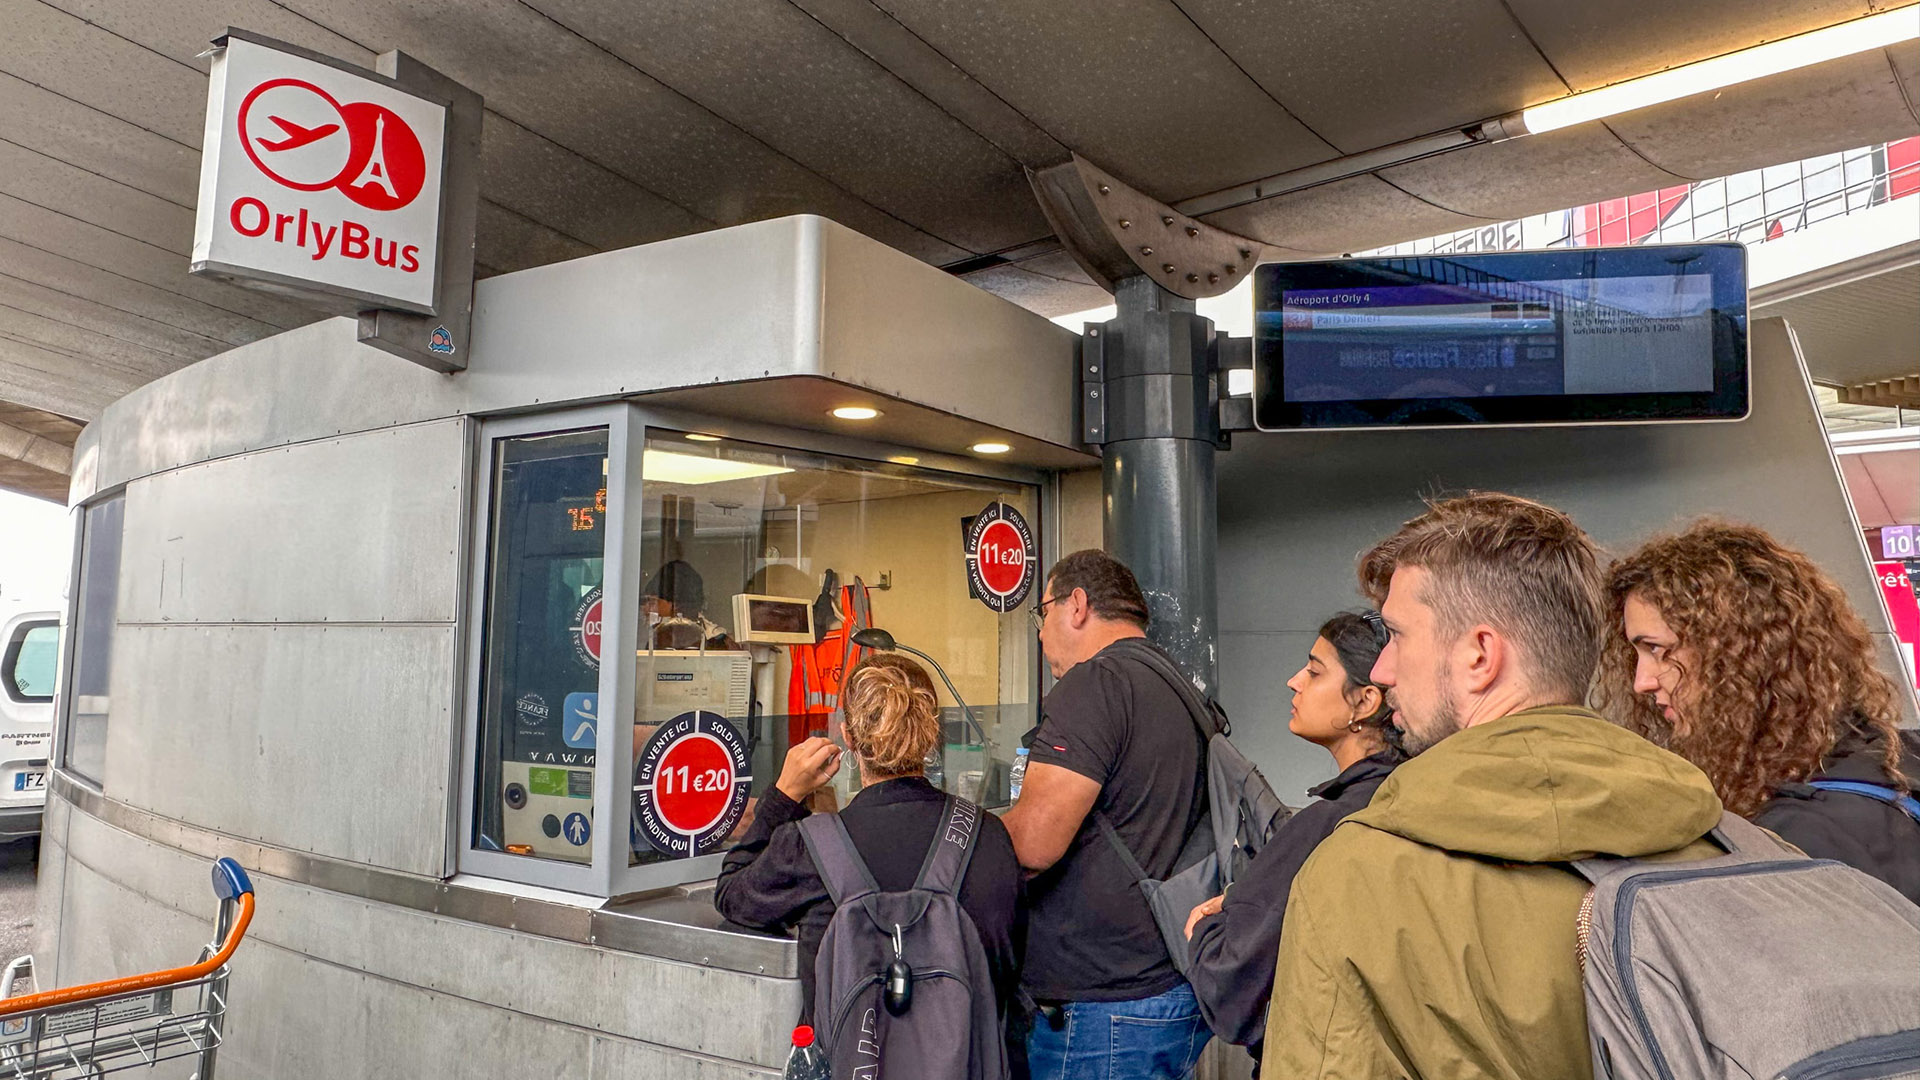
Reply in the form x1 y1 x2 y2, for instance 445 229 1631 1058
797 795 1009 1080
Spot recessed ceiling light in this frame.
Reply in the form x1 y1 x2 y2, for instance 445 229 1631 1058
970 442 1011 455
888 455 921 466
683 433 721 442
831 406 881 421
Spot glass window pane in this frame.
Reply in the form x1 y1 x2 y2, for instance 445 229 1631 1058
629 433 1039 867
65 497 123 783
5 624 59 701
1727 170 1762 201
1691 180 1725 214
473 428 610 865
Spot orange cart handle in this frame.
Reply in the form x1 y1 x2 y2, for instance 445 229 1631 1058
0 858 255 1017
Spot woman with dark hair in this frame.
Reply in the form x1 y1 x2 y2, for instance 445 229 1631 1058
1180 611 1407 1068
1602 520 1920 902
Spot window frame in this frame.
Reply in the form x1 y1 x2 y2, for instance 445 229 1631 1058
459 401 1053 897
2 619 59 705
57 491 126 788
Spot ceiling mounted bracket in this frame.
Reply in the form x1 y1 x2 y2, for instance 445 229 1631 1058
1029 154 1271 301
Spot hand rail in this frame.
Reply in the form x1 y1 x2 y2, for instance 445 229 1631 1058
0 857 255 1017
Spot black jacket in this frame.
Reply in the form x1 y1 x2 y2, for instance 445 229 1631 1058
1186 751 1402 1061
1754 721 1920 905
712 777 1026 1025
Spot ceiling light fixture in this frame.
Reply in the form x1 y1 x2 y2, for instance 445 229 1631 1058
830 406 881 421
970 442 1011 455
643 449 792 486
1518 6 1920 134
1175 5 1920 216
888 455 922 465
683 433 721 442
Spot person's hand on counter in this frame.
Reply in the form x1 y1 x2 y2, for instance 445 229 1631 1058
776 736 843 802
1184 893 1224 940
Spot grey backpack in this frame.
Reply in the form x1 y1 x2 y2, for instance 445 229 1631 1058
1093 638 1292 975
1575 811 1920 1080
797 795 1009 1080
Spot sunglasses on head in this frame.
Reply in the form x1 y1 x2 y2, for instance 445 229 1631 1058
1360 610 1389 648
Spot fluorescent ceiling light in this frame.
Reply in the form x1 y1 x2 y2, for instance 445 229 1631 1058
682 433 721 442
971 442 1011 455
831 406 881 420
643 448 791 486
888 455 921 465
1521 6 1920 134
1832 439 1920 456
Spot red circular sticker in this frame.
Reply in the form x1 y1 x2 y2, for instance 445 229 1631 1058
570 587 603 671
633 712 752 857
965 502 1036 613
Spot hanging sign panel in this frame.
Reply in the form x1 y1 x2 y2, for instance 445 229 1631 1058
192 34 448 313
632 711 753 858
965 502 1036 613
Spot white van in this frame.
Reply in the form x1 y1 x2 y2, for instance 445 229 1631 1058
0 608 57 840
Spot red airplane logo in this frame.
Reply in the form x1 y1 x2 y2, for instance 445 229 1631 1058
257 115 340 152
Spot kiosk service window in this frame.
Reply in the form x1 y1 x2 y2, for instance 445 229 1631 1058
627 432 1039 869
465 412 1042 894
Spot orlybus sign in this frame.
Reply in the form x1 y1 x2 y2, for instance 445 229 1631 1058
192 34 447 313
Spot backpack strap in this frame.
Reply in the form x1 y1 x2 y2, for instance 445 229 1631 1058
1572 810 1802 883
1103 637 1226 740
1807 780 1920 825
797 813 881 907
1094 811 1153 886
914 795 983 897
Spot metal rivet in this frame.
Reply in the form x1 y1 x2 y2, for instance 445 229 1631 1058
1140 246 1153 256
1090 365 1100 373
1088 328 1100 336
1098 184 1110 195
1185 227 1199 238
1161 263 1175 273
1186 273 1199 283
1208 273 1219 284
1161 215 1175 227
1118 218 1131 229
1239 248 1252 259
1090 390 1100 398
1225 264 1237 273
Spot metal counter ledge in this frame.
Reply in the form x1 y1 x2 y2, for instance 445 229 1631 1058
48 771 797 979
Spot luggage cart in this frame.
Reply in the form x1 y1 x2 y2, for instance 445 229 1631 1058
0 857 255 1079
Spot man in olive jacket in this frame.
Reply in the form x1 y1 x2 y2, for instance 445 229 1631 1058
1262 494 1724 1080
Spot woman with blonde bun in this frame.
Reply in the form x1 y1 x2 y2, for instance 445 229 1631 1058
715 652 1025 1038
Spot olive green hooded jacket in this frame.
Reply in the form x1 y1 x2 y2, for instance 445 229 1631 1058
1261 707 1723 1080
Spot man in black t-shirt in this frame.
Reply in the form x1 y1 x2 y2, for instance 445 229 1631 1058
1003 550 1211 1080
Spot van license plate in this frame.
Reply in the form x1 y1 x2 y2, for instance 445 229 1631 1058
13 772 44 792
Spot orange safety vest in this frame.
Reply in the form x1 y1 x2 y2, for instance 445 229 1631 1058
786 580 872 745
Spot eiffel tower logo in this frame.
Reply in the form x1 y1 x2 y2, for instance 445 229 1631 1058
348 112 400 199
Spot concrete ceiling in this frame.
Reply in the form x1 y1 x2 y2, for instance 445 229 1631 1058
1 0 1918 493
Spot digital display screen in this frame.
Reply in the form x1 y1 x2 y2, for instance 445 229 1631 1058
747 599 810 635
1252 245 1747 430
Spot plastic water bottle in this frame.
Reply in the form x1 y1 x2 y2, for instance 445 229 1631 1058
784 1025 829 1080
1009 747 1030 801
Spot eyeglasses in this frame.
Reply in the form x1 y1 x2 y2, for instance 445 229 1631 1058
1028 595 1057 632
1360 610 1389 647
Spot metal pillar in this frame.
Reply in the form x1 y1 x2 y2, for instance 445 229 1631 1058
1094 276 1220 691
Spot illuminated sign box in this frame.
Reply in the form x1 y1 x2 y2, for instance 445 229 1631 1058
191 35 448 314
1251 245 1749 431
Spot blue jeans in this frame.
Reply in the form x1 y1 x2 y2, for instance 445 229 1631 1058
1026 981 1210 1080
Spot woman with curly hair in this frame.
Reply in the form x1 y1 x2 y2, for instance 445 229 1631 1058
1601 520 1920 902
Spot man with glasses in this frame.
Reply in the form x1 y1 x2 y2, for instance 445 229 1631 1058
1002 550 1211 1080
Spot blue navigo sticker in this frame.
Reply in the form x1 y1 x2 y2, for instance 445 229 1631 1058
562 812 591 846
563 692 598 749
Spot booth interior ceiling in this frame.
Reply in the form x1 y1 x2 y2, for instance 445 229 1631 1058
0 0 1913 452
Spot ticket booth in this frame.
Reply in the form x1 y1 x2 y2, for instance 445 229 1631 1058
41 215 1093 1078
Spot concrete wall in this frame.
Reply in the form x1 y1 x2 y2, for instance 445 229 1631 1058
1214 318 1919 802
35 791 799 1079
